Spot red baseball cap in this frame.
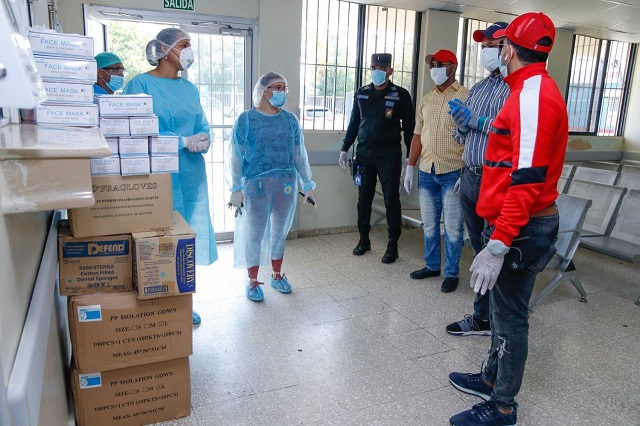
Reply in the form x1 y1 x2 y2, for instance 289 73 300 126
493 12 555 53
431 49 458 65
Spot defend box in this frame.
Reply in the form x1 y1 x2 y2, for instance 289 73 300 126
72 357 191 426
97 95 154 117
120 157 151 176
42 81 94 103
149 136 179 155
35 103 99 126
129 116 159 136
29 29 94 58
68 174 173 238
99 117 130 137
58 230 132 296
34 56 97 82
150 155 179 174
132 212 196 299
90 157 121 176
68 291 192 372
118 137 149 157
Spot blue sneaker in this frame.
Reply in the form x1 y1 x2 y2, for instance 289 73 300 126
192 310 201 325
449 372 493 400
450 401 517 425
270 274 292 294
246 283 264 302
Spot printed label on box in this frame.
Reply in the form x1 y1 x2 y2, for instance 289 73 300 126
42 81 94 104
79 373 102 389
29 30 94 58
34 56 97 82
78 305 102 322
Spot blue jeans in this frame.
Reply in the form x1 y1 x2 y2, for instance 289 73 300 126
459 167 490 321
481 215 559 409
418 167 463 278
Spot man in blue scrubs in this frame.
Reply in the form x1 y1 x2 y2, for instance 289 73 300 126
94 52 125 95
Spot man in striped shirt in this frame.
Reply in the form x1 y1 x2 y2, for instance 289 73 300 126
445 22 511 337
404 50 469 293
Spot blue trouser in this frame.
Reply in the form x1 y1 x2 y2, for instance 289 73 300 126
459 166 490 321
481 215 559 409
418 166 463 278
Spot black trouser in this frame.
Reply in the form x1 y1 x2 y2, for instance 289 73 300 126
356 155 402 242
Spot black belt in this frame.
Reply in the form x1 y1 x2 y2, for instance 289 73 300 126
465 165 483 176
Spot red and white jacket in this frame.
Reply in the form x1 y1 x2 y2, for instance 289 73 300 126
477 62 568 247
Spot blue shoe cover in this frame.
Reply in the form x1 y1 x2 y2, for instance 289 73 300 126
246 283 264 302
270 274 292 294
192 310 201 325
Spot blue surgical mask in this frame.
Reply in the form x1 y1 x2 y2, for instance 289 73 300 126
481 47 501 73
269 90 287 108
106 74 124 92
371 69 387 86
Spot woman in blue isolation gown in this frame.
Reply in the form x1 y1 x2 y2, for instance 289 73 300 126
123 28 216 324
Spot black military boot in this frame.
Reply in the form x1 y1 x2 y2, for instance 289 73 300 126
353 235 371 256
381 239 399 264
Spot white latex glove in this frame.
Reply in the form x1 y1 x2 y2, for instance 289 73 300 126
400 158 409 180
339 151 348 169
469 240 508 295
228 190 244 208
453 177 461 194
302 189 317 208
184 133 210 153
403 165 414 195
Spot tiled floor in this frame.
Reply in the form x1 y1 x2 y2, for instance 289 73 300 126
156 227 640 425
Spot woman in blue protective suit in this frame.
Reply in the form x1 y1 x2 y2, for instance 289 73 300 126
228 72 317 302
123 28 217 324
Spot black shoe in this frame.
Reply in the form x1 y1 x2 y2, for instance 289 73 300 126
381 250 398 264
353 241 371 256
441 277 459 293
409 267 441 279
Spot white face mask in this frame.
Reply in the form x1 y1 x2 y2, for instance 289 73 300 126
430 66 449 86
481 47 501 73
176 47 195 70
499 45 512 77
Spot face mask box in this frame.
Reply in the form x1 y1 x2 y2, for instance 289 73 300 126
58 229 132 296
90 157 121 176
35 103 99 126
97 94 154 117
68 173 173 237
104 137 119 155
72 357 191 426
42 81 94 104
120 156 150 176
132 211 196 300
34 56 97 82
129 116 159 136
151 155 179 174
29 29 94 58
99 117 130 137
149 136 179 155
68 291 192 372
118 137 149 157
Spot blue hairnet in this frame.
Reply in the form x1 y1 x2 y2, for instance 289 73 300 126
145 28 191 66
252 71 287 107
95 52 122 69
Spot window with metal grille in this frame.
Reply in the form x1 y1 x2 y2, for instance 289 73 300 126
300 0 420 131
458 18 494 87
566 35 636 136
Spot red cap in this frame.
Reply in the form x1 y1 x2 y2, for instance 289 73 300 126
431 49 458 65
493 12 555 53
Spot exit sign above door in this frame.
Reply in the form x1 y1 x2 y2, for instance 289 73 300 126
163 0 194 11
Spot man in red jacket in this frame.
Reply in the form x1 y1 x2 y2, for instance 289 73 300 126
448 12 567 426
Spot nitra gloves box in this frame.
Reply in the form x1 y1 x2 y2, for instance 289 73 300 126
58 229 132 296
68 174 172 237
72 357 191 426
68 291 192 373
132 212 196 299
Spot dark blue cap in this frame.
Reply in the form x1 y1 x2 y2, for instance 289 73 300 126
473 22 509 42
371 53 392 67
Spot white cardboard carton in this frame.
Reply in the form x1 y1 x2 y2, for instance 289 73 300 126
35 103 99 126
29 30 94 58
97 95 154 117
149 136 179 155
118 137 149 157
90 157 121 176
120 157 150 175
129 116 159 136
99 117 130 137
151 155 179 174
34 56 97 82
42 81 94 104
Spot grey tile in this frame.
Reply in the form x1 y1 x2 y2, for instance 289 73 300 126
238 355 310 393
323 283 369 301
368 360 441 399
316 317 382 345
193 395 273 426
150 412 199 426
399 387 469 425
339 400 421 426
384 329 452 359
413 349 481 386
359 310 421 336
301 301 355 324
190 362 254 407
257 382 341 425
314 369 393 414
339 295 393 317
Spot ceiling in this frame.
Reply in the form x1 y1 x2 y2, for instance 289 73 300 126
357 0 640 42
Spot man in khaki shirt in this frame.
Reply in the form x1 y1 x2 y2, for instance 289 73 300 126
403 49 469 293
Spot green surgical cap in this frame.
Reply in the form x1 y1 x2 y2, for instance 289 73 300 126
95 52 123 69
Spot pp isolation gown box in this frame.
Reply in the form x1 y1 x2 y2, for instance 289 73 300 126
71 357 191 426
132 212 196 300
68 291 192 372
68 174 172 237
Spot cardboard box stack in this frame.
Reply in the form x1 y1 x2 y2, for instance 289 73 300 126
29 29 99 127
94 95 179 176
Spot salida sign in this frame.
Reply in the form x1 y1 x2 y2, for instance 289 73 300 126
163 0 194 11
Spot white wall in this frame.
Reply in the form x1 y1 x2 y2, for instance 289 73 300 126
547 29 573 96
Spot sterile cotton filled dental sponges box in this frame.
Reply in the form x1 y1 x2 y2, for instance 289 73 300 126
29 29 94 58
34 56 97 82
90 157 121 176
71 357 191 426
97 94 154 117
149 136 179 155
132 211 196 300
58 229 132 296
99 117 130 137
129 116 159 136
68 291 192 372
42 81 94 104
35 103 99 126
